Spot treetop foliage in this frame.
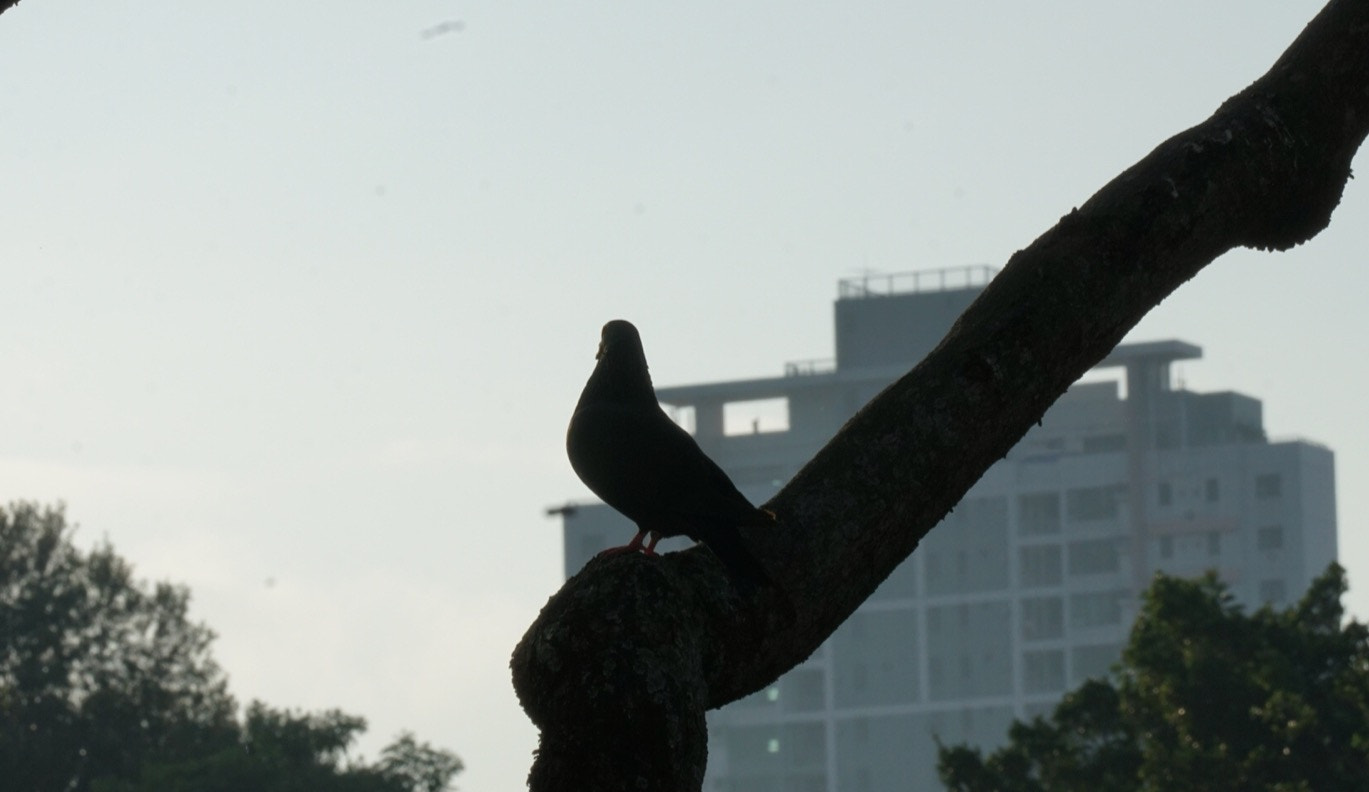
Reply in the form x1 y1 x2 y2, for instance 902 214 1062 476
0 502 462 792
938 564 1369 792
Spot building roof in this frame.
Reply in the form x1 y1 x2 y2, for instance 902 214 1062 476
1096 340 1202 368
655 340 1202 406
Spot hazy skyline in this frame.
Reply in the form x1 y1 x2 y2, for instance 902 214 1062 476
2 3 1364 789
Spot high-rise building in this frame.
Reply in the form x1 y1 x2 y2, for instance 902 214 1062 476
558 267 1337 791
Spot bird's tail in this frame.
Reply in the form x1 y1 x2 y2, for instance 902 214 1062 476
705 516 774 596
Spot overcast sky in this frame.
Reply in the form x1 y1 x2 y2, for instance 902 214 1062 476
2 2 1364 789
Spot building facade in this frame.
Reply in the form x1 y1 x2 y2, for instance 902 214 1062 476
558 267 1337 792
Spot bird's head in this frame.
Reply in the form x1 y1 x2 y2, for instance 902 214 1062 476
576 319 655 406
597 320 645 363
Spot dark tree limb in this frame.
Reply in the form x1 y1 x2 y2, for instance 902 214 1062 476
512 1 1369 789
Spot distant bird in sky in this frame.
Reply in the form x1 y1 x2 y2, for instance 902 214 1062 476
419 19 465 40
567 320 776 592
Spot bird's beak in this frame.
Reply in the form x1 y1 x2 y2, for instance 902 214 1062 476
596 340 605 360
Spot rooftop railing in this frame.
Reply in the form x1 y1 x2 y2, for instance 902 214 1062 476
838 264 999 299
783 358 837 377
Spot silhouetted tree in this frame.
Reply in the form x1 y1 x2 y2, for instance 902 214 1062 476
938 565 1369 791
0 502 462 792
0 502 236 790
94 705 463 792
376 732 467 792
511 2 1369 789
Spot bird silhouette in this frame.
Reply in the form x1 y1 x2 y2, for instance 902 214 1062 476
567 320 775 592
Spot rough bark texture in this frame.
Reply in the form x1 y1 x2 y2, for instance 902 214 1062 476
512 2 1369 789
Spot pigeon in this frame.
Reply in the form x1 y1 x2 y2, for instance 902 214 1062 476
567 320 776 592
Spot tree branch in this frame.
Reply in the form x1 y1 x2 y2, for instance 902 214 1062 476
512 1 1369 789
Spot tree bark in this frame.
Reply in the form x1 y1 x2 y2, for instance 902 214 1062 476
512 1 1369 789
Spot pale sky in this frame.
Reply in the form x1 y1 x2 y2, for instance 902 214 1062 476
2 2 1364 790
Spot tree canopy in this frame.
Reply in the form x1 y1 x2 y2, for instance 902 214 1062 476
938 564 1369 792
92 705 463 792
0 502 461 792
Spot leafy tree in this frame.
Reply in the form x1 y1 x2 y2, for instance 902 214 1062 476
938 564 1369 791
1 502 237 790
94 705 463 792
0 502 461 792
376 732 466 792
937 680 1140 792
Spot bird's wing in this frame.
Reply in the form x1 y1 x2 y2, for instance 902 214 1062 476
568 402 757 525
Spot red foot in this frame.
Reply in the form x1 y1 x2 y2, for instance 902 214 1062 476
596 528 647 558
595 529 666 559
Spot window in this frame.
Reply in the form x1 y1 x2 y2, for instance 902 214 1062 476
1023 650 1066 693
1205 478 1220 502
1259 579 1286 605
1018 492 1061 536
1066 485 1123 522
782 670 824 713
1206 531 1221 557
1021 597 1064 641
790 723 826 760
1070 590 1126 629
1255 473 1283 499
1257 525 1284 551
1158 481 1172 507
1068 539 1121 576
1159 535 1174 559
722 397 789 436
1020 545 1063 587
